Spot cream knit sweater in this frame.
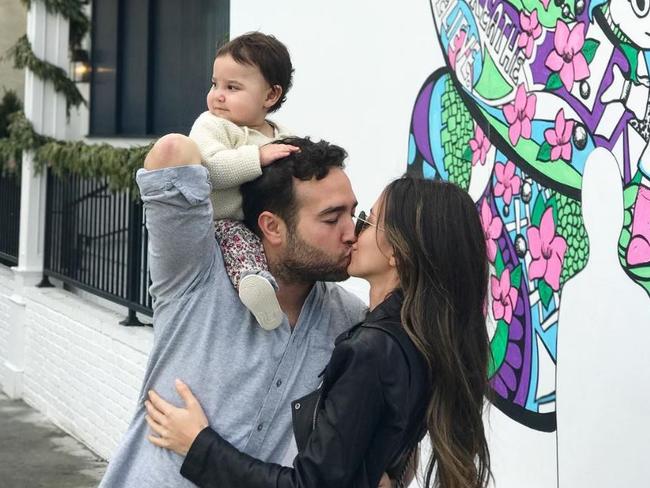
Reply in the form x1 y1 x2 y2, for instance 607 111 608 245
189 111 291 220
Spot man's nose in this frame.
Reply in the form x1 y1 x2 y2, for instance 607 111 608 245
342 216 357 244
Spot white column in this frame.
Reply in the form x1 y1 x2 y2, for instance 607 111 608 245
4 2 69 399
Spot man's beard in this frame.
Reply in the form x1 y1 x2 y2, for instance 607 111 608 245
273 230 350 283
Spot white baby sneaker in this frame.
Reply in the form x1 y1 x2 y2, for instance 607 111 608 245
238 274 283 330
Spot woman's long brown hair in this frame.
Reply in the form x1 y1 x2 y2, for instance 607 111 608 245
382 176 491 488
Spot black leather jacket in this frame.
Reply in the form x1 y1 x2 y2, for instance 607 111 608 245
180 291 430 488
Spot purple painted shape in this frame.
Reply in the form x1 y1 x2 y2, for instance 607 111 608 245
500 363 518 390
506 342 523 368
413 81 434 163
624 129 631 183
492 375 508 398
510 316 524 340
530 31 558 86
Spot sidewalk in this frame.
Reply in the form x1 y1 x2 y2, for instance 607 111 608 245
0 393 107 487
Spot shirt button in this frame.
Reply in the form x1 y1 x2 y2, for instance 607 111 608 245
276 379 282 387
294 403 301 410
257 423 264 431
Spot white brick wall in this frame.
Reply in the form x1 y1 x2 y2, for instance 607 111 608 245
0 265 15 389
0 263 153 460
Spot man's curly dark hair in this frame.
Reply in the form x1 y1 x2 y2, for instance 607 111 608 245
241 137 348 236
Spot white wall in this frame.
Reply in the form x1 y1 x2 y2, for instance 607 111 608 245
0 266 14 390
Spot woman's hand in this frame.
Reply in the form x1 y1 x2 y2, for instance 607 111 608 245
145 379 209 456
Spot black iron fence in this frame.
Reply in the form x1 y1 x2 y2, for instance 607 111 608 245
0 172 21 266
43 170 152 323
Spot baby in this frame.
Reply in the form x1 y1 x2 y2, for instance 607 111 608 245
189 32 298 330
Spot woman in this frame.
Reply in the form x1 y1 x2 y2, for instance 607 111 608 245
145 176 492 488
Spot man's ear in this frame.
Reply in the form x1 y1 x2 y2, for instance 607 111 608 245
258 210 285 246
263 85 283 109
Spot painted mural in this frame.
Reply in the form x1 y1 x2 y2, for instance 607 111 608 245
407 0 650 431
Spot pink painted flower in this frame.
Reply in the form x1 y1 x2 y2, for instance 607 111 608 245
544 109 574 161
480 199 503 262
494 160 522 205
491 269 519 324
518 10 543 59
628 185 650 265
544 20 590 91
448 29 467 70
469 125 491 166
503 84 536 145
527 207 567 291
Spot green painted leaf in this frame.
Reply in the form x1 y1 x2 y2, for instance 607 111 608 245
547 195 559 225
531 193 546 227
623 183 639 210
510 264 522 290
488 320 509 378
537 141 552 162
619 227 631 249
545 73 563 91
463 145 473 163
624 210 632 227
538 280 554 309
627 264 650 280
582 39 601 64
474 49 514 101
620 44 639 83
494 245 505 274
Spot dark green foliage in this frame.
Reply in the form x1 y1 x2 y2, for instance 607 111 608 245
0 110 154 196
0 90 23 139
6 35 85 114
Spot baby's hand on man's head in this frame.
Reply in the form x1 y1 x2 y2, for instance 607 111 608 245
259 144 300 167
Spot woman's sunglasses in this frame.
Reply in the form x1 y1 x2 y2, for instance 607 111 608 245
354 211 384 238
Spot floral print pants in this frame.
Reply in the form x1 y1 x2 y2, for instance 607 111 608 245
214 219 269 289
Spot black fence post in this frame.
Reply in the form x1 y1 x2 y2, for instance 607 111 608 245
37 169 54 288
0 171 22 266
120 198 145 326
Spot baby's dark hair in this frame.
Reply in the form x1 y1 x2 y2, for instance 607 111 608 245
216 32 293 113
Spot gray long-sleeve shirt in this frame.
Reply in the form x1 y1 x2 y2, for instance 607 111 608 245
99 165 366 487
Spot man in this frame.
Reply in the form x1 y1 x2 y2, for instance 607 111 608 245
99 134 366 487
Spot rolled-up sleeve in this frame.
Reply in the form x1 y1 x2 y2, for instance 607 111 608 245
136 165 217 303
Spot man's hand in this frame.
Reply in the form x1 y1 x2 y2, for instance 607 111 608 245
145 379 209 456
259 144 299 167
